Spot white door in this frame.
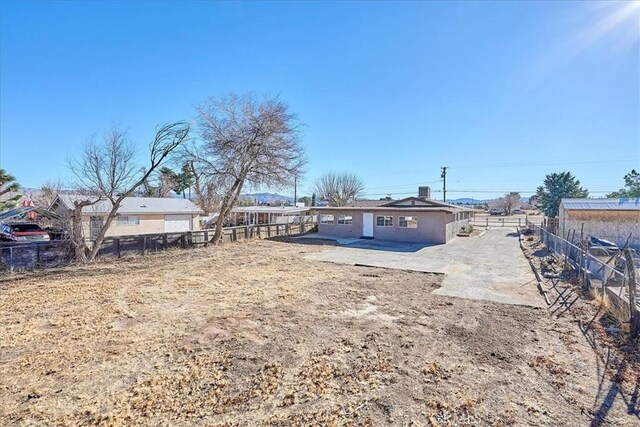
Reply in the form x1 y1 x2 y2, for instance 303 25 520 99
165 215 192 232
362 213 374 237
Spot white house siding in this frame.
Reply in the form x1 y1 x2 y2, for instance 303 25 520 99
80 213 200 238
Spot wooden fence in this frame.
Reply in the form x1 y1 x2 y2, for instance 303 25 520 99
0 221 317 272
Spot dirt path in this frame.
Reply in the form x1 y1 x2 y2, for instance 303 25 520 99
1 239 638 426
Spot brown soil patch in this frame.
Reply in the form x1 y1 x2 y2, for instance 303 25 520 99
1 239 638 426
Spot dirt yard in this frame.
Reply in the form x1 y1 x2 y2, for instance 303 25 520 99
1 238 638 426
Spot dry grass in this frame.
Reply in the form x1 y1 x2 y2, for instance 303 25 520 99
1 238 639 426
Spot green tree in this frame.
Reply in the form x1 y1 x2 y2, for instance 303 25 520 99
311 193 316 207
606 169 640 198
535 171 588 217
298 196 312 207
0 169 21 211
178 162 195 198
159 164 194 198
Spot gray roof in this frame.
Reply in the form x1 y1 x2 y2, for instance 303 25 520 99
315 206 459 213
55 194 203 215
231 206 310 214
0 206 63 222
347 199 387 208
560 198 640 211
380 196 474 210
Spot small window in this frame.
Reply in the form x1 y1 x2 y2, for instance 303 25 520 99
319 214 335 224
117 215 140 226
376 216 393 227
337 214 353 225
399 216 417 228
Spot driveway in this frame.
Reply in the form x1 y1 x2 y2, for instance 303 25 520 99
302 228 543 307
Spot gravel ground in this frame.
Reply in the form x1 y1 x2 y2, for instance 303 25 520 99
1 238 638 426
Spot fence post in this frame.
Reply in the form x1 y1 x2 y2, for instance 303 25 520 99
181 234 186 249
486 218 488 228
115 238 121 258
624 249 639 338
36 245 41 268
187 231 193 246
204 230 209 247
286 224 290 235
163 233 168 249
232 229 237 242
268 225 271 238
140 236 146 255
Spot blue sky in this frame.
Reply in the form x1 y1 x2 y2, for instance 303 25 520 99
1 0 638 201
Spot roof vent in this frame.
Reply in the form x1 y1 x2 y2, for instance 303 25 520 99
418 186 431 201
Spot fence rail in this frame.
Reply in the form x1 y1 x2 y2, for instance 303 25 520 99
1 220 317 272
470 217 539 228
526 220 639 336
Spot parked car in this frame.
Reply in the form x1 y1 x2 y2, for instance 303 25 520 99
512 209 525 215
0 222 50 242
488 208 504 216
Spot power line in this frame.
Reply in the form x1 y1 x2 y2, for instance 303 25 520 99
354 157 636 178
364 180 441 191
363 189 619 197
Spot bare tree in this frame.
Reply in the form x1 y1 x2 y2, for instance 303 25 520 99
33 180 63 208
137 167 178 197
186 93 305 243
187 161 220 216
68 122 190 262
313 172 365 206
491 192 521 216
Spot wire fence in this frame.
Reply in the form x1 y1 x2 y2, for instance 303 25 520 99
526 220 639 336
0 219 317 272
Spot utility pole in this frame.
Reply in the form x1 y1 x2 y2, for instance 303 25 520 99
293 176 297 206
440 166 448 203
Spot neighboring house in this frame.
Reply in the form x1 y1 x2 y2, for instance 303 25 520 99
558 198 640 249
316 188 473 244
50 194 203 239
230 205 311 225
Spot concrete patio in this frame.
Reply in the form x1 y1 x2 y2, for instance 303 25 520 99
301 228 543 307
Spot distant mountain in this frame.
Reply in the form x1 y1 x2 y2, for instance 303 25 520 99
448 198 490 205
449 196 532 205
240 193 294 204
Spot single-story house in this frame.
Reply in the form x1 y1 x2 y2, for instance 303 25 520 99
558 198 640 249
50 194 203 239
316 189 473 244
229 205 312 226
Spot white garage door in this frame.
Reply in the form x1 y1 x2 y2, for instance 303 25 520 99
164 215 192 232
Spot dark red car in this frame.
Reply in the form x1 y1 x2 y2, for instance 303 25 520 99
0 222 50 242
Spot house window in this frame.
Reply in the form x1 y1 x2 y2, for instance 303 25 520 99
117 215 140 226
399 216 418 228
376 216 393 227
319 214 335 224
337 214 353 225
